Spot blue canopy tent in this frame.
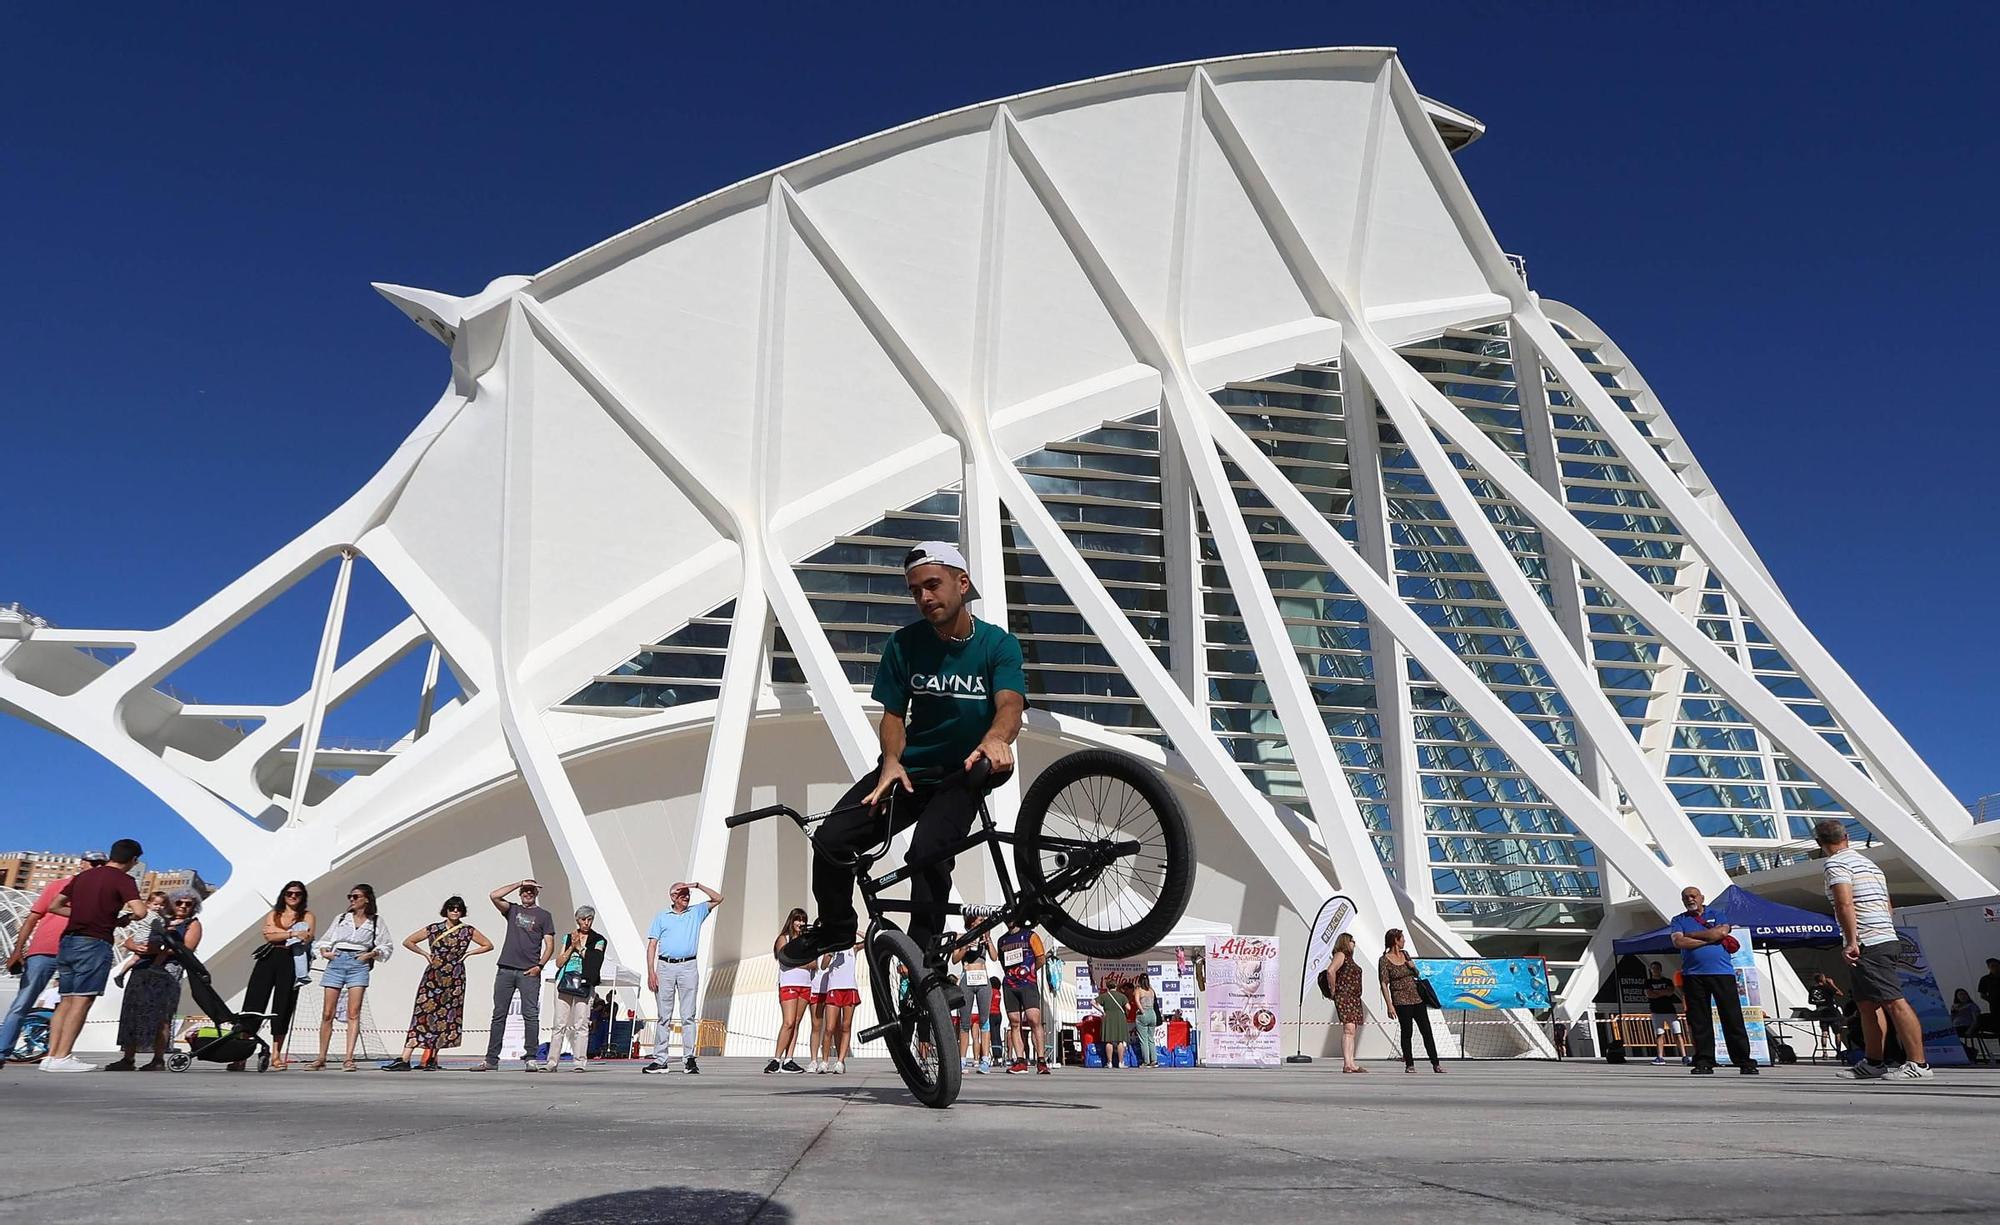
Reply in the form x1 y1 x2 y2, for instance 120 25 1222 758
1613 886 1841 1058
1612 884 1840 955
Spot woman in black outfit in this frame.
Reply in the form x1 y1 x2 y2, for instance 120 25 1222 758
1378 927 1443 1074
236 880 315 1070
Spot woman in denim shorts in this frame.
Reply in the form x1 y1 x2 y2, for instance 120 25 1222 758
310 884 393 1070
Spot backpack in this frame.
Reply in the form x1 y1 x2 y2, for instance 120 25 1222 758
1316 965 1335 1001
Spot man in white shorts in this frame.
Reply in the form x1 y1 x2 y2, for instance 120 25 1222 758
1819 820 1930 1081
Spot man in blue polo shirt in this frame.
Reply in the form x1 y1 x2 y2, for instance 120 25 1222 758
641 880 723 1075
1669 884 1757 1075
781 541 1026 971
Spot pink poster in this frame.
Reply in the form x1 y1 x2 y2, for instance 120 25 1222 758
1203 934 1281 1066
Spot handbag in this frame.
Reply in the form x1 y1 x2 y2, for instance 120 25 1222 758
557 969 588 997
1415 975 1442 1011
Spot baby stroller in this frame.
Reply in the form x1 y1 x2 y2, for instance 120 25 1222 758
160 929 274 1073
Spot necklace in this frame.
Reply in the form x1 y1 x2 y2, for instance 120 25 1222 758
942 616 977 645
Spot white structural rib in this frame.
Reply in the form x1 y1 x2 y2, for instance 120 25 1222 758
1513 307 1973 844
1414 327 1993 901
1189 67 1699 916
1343 373 1431 910
778 116 1347 929
492 300 647 973
994 85 1405 937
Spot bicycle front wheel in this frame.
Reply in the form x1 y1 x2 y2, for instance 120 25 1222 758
1014 749 1194 958
864 926 961 1108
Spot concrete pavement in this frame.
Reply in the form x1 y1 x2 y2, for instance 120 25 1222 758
1 1056 1995 1223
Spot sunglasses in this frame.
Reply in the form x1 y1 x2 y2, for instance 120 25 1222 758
283 890 304 897
347 893 367 900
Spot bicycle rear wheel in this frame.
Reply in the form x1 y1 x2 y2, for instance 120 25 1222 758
1014 749 1193 958
864 927 962 1108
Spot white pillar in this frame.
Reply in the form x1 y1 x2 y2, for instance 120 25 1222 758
287 547 355 825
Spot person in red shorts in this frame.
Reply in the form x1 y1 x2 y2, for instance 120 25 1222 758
808 950 832 1072
767 909 812 1075
819 941 862 1074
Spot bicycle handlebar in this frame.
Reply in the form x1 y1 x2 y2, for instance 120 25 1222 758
724 803 797 829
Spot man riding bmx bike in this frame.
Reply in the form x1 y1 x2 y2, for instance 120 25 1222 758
779 541 1026 974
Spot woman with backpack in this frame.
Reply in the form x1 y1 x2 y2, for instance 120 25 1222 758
546 905 608 1071
1132 972 1161 1067
1320 931 1367 1073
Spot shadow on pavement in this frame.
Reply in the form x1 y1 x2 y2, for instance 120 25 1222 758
530 1185 785 1224
739 1084 1100 1109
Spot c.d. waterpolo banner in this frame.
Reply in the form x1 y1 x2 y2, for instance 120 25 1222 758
1413 958 1552 1010
1204 934 1281 1065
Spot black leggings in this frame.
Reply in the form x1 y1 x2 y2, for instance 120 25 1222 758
241 949 301 1045
812 763 1007 953
1397 1002 1439 1067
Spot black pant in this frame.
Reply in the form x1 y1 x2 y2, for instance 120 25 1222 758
1397 1002 1439 1067
240 950 300 1045
1682 973 1753 1068
812 764 1004 954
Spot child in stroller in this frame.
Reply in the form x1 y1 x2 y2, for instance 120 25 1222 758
158 928 274 1073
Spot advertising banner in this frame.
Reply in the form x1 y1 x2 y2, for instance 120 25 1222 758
1075 959 1153 1016
1203 934 1281 1066
1716 930 1772 1066
1413 959 1552 1011
1893 927 1971 1066
1302 895 1358 985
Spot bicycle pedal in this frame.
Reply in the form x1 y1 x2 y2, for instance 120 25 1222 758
857 1021 901 1045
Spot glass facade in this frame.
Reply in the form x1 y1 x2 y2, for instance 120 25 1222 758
560 312 1874 980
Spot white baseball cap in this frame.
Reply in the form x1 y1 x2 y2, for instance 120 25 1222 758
903 541 980 600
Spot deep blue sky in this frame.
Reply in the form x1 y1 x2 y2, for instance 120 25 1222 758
5 5 1996 884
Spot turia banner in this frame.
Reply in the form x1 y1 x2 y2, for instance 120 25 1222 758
1413 958 1553 1011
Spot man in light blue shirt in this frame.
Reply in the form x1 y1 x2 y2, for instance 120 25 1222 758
641 880 723 1074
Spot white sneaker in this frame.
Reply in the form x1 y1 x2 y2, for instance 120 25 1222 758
40 1055 96 1073
808 1059 822 1074
572 1061 587 1073
1887 1061 1935 1080
834 1059 846 1074
523 1059 545 1072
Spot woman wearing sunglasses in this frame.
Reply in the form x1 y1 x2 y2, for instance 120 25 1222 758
381 895 493 1071
233 881 314 1070
310 884 393 1071
546 906 608 1071
107 891 201 1071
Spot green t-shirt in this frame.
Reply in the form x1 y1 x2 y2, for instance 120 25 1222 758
871 618 1028 770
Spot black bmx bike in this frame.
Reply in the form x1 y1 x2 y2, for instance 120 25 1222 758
725 748 1193 1107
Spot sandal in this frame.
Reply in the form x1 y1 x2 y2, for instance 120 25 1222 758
307 1059 327 1071
342 1060 359 1072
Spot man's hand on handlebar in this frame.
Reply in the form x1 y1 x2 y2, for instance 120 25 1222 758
965 737 1014 775
866 760 915 807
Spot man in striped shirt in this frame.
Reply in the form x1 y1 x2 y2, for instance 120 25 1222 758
1817 819 1931 1081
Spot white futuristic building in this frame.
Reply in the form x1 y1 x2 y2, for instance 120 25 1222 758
6 48 1993 1057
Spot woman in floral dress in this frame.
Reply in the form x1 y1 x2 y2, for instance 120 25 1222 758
381 896 492 1071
